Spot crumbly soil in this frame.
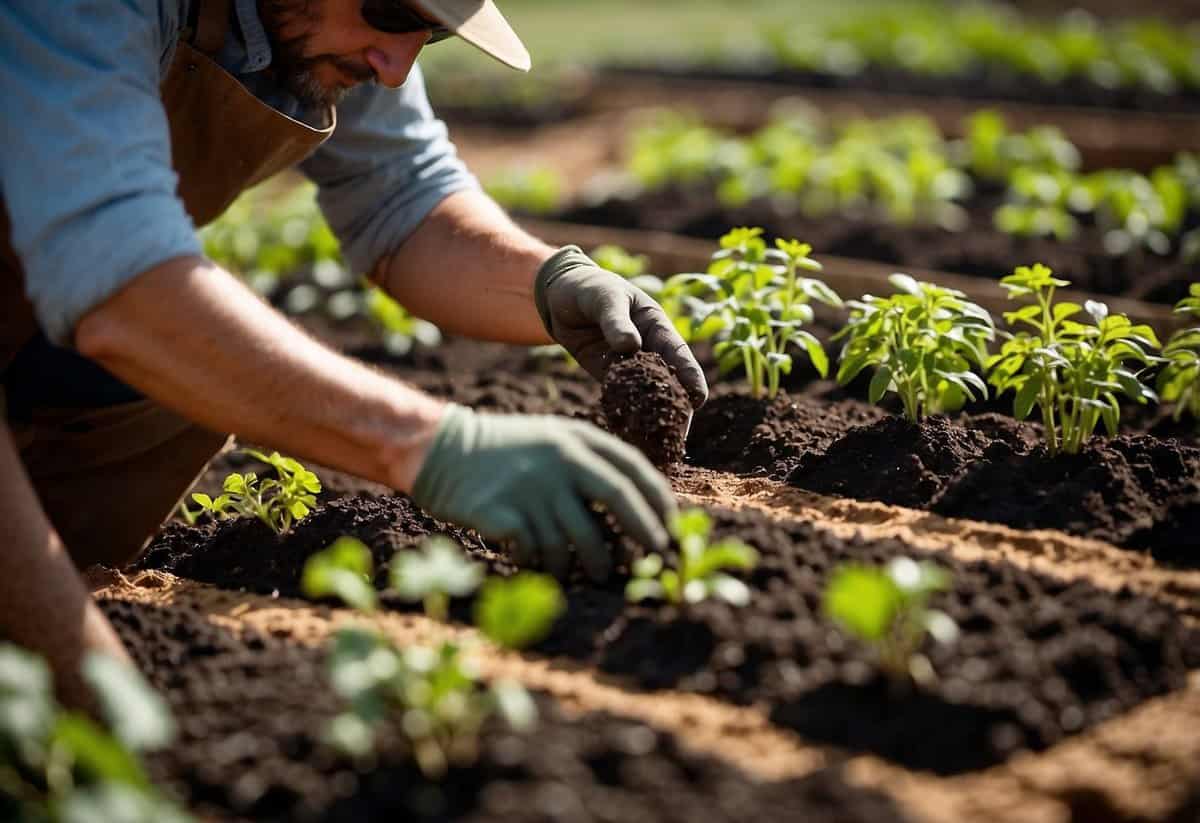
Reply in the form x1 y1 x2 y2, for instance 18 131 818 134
136 491 1200 776
559 187 1197 306
600 352 692 469
788 414 1200 561
100 595 903 823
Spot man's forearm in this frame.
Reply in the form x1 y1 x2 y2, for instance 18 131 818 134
75 256 445 492
0 426 130 709
374 189 557 345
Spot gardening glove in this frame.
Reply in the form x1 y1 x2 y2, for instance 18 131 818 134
411 404 676 582
534 246 709 407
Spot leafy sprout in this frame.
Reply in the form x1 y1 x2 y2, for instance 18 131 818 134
474 574 565 650
1157 283 1200 424
824 557 959 685
364 287 442 356
301 537 378 613
663 228 840 399
389 537 484 622
626 508 758 607
987 264 1161 455
191 450 321 535
312 537 561 777
484 166 565 216
835 273 995 421
0 645 190 822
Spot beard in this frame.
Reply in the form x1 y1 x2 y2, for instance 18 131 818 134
259 0 375 108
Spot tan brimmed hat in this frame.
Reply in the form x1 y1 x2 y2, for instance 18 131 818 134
414 1 531 72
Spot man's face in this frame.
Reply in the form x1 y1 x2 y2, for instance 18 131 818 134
259 0 436 108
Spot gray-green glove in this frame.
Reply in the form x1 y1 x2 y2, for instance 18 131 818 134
411 404 676 581
534 246 709 407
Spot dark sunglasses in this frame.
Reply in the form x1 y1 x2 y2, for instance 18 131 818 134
361 0 454 42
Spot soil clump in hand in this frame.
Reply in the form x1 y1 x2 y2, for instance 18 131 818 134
601 352 692 470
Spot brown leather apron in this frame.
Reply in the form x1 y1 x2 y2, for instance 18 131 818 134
2 0 335 568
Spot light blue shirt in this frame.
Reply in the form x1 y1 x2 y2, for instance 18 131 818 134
0 0 479 346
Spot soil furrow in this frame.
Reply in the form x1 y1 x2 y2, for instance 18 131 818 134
94 571 1200 823
674 467 1200 622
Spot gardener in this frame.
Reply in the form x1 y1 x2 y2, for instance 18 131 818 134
0 0 708 704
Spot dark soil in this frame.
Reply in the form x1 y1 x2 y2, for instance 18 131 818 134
136 495 1200 776
685 387 886 478
102 599 906 823
598 62 1200 115
788 414 1200 561
601 352 692 469
559 186 1197 305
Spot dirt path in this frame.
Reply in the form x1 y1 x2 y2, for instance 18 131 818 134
675 467 1200 623
94 568 1200 823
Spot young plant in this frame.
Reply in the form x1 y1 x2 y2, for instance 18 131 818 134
389 536 485 622
304 536 560 778
0 645 190 822
626 508 758 607
301 536 379 613
191 450 321 534
823 557 959 686
987 264 1161 455
1157 283 1200 423
835 273 995 421
364 287 442 356
663 228 840 399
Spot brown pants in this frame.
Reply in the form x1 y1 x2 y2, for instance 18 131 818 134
6 392 229 570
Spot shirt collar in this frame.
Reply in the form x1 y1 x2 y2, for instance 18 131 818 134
234 0 272 72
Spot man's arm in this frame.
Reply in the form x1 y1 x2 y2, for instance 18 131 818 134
0 425 131 709
373 189 556 344
74 255 446 492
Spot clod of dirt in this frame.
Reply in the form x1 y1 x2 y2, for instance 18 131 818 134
601 352 692 469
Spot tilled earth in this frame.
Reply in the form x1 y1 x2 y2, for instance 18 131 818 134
112 335 1200 821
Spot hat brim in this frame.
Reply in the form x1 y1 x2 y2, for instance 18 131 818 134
413 0 531 72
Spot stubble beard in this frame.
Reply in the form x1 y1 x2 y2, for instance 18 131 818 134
259 0 373 109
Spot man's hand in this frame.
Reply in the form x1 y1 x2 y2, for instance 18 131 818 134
408 404 676 582
534 246 709 407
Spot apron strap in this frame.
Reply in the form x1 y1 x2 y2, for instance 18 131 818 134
192 0 233 57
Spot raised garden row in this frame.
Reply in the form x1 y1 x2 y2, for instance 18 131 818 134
102 597 901 823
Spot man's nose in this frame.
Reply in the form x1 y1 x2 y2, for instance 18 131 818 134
364 32 429 87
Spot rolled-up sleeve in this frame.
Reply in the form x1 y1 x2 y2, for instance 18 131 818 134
0 0 201 346
299 64 479 276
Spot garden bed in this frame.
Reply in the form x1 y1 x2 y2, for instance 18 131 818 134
556 186 1197 308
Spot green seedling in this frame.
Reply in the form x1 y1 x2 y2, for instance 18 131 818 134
0 645 190 822
390 537 485 622
301 537 378 613
824 557 959 686
191 450 321 534
626 508 758 607
364 287 442 356
311 536 560 777
988 264 1161 455
835 273 995 421
663 228 840 399
325 630 536 778
484 166 565 216
1157 284 1200 423
474 573 566 650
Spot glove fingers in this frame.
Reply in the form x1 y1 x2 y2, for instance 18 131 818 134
487 507 539 570
594 291 642 354
570 338 620 384
527 505 570 581
572 450 670 553
553 492 610 583
633 304 710 407
572 424 677 521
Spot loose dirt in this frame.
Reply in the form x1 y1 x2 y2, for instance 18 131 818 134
600 351 692 469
